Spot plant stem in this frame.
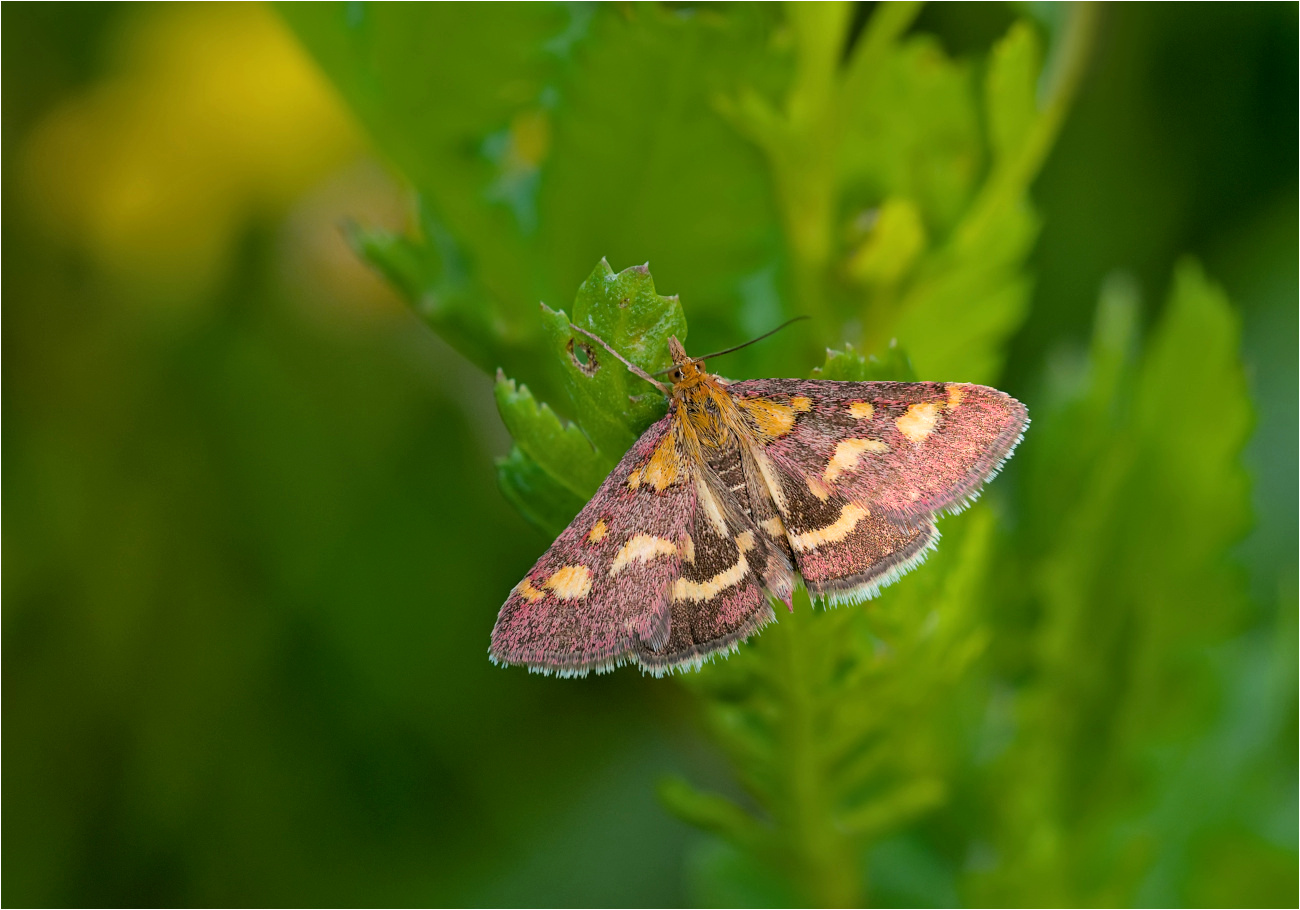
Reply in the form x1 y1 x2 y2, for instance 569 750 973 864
776 599 861 907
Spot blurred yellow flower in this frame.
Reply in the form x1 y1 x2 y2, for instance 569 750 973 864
22 3 363 297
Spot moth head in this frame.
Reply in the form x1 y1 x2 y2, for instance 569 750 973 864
667 336 706 387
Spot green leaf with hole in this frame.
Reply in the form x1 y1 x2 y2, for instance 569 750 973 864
539 259 686 456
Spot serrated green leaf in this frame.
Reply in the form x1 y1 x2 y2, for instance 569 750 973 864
493 371 609 498
540 259 684 455
495 445 585 538
985 22 1043 163
814 341 918 381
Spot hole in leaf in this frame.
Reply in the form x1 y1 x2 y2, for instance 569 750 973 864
567 338 600 377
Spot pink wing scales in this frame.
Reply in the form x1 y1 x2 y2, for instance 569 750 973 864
489 415 695 677
728 379 1028 526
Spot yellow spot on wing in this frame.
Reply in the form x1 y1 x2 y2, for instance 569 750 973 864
761 517 786 538
627 469 643 490
735 530 755 552
738 397 798 438
896 401 942 443
790 396 812 412
848 401 875 420
609 534 677 576
823 437 889 484
516 578 545 602
946 385 965 410
587 519 608 543
789 503 868 553
673 555 750 602
544 565 592 599
680 535 695 563
642 433 680 490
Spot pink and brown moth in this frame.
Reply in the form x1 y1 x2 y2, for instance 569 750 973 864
490 330 1027 677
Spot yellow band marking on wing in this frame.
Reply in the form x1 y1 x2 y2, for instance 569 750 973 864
789 503 868 553
673 555 750 602
516 578 546 602
735 530 756 553
946 385 965 411
823 437 890 484
789 396 812 412
544 565 593 599
626 468 643 490
737 397 799 438
609 534 677 576
587 519 609 543
848 401 875 420
896 401 942 444
761 517 787 538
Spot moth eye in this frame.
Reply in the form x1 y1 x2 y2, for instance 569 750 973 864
672 370 683 381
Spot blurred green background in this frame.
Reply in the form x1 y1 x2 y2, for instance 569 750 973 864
3 3 1295 906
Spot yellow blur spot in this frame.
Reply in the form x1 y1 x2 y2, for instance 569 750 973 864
21 4 364 298
946 385 965 410
823 438 889 484
673 556 750 602
545 565 593 600
735 530 756 553
790 396 812 412
897 401 942 444
587 519 609 543
848 401 875 420
761 517 787 538
790 503 868 553
516 579 546 603
610 534 677 576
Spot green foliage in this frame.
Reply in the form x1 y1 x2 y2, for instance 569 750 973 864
276 4 1294 907
971 262 1259 906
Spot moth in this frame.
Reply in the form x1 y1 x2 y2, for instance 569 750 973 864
490 329 1027 677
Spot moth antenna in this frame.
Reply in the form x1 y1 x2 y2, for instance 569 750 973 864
651 316 810 376
569 324 670 395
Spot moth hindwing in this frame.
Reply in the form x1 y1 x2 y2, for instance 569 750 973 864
490 337 1028 677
